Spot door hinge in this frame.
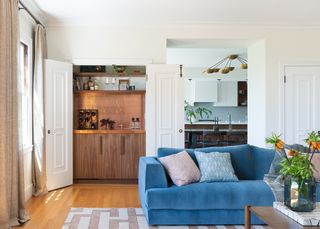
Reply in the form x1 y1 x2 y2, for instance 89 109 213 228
179 64 183 78
146 74 148 81
284 75 286 83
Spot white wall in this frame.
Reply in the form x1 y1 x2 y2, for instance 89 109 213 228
46 25 320 147
247 40 266 146
20 11 35 201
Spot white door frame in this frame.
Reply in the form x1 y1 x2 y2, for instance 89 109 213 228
279 61 320 138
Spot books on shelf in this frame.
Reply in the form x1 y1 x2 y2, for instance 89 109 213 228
273 202 320 226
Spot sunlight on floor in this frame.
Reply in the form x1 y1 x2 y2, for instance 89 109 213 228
44 190 64 204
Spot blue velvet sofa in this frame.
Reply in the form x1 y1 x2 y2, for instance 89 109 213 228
138 144 320 225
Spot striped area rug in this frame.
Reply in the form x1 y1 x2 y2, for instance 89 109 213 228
62 208 268 229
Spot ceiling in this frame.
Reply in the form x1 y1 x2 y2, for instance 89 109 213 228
34 0 320 27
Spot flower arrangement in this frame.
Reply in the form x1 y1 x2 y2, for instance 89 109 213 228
266 131 319 180
266 131 320 211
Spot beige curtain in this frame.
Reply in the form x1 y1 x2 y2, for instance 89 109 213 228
0 0 29 227
32 24 48 196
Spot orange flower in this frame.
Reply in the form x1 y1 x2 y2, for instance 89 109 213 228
287 150 297 157
308 141 320 151
275 139 285 151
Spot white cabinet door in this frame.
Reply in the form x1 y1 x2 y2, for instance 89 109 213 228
45 59 73 191
146 64 184 156
194 80 218 103
184 79 195 105
284 66 320 144
214 81 238 107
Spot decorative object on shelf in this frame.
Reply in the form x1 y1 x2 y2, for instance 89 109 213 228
113 65 126 74
78 109 99 130
266 131 319 212
119 79 129 90
100 118 116 130
80 65 106 73
184 101 212 124
204 54 247 75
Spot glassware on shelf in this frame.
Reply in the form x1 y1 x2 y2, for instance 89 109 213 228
94 79 99 90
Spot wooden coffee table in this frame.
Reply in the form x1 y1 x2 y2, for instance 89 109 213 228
245 205 320 229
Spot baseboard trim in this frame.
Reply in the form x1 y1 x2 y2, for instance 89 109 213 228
25 183 33 201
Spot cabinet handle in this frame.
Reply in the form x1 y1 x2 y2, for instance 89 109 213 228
100 135 103 155
121 135 125 155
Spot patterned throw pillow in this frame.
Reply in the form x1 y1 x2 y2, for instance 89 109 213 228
195 151 239 182
159 151 200 186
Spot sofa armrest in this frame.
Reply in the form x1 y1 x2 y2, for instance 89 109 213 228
138 157 168 192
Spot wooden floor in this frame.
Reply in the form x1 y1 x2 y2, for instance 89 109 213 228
18 184 140 229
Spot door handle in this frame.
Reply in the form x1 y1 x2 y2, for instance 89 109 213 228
100 135 103 155
48 130 51 134
121 135 125 155
179 129 183 133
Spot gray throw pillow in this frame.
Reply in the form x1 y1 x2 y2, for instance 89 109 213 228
195 151 238 182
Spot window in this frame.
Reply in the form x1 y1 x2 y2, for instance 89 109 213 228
18 41 32 149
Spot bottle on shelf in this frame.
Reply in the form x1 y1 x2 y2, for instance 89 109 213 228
88 77 94 90
131 118 136 129
135 118 140 129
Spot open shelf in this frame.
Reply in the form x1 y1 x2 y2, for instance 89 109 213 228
74 90 146 95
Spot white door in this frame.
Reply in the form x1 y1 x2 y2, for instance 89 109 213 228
146 64 184 156
284 66 320 144
45 59 73 191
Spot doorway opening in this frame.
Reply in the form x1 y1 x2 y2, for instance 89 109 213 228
166 39 262 148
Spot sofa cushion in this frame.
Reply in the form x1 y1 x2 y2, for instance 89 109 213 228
195 151 238 182
196 145 255 180
159 151 200 186
250 145 276 180
158 148 196 161
145 180 275 210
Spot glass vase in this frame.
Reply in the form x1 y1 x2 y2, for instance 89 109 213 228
284 175 316 212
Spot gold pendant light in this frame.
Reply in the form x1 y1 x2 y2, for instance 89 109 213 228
205 54 247 74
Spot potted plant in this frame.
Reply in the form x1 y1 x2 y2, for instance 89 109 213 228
184 101 212 124
266 131 319 211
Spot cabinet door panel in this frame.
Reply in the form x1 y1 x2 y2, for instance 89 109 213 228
100 134 121 179
74 134 101 179
214 81 238 107
195 81 218 103
120 134 146 179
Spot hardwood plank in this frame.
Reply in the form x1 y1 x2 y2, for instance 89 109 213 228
18 184 140 229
